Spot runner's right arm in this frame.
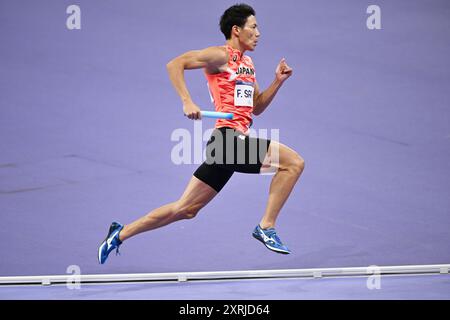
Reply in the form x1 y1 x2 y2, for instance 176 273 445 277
166 47 228 120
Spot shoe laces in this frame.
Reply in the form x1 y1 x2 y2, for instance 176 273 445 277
265 229 282 243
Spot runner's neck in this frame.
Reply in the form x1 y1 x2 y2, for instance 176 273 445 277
225 40 245 56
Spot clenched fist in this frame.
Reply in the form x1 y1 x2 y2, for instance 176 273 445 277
275 58 293 83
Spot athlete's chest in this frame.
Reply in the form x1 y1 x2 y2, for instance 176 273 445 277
224 56 255 107
224 55 256 82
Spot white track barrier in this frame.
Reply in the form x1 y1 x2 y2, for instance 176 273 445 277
0 264 448 286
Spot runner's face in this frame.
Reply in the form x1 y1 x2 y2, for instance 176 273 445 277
237 15 260 51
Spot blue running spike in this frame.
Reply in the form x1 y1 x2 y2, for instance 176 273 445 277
98 222 124 264
252 225 291 254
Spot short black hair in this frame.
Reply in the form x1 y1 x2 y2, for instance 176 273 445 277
219 4 256 40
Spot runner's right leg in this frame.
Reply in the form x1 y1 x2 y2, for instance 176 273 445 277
118 176 218 242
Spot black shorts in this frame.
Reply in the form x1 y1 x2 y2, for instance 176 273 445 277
193 127 271 192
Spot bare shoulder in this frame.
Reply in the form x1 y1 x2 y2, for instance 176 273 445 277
203 46 228 64
201 46 228 74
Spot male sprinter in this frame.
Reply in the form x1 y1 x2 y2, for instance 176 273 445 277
98 4 305 264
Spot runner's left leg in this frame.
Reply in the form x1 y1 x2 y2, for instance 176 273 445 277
258 141 305 229
118 176 218 242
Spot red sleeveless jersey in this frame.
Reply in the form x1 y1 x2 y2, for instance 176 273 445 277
205 45 256 135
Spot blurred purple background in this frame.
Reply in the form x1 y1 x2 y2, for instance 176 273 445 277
1 0 449 277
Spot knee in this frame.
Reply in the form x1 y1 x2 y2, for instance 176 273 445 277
173 201 201 220
289 153 305 176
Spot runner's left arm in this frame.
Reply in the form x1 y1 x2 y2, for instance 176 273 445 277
252 58 293 115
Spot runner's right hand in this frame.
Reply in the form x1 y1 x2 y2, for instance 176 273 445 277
183 101 202 120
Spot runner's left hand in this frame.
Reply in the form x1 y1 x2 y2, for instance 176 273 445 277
275 58 293 83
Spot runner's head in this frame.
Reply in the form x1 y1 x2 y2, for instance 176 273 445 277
220 4 260 51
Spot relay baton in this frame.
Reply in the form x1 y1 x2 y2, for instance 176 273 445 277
200 111 234 119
